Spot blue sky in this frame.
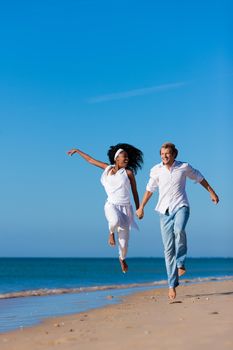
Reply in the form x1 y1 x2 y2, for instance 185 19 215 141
0 0 232 257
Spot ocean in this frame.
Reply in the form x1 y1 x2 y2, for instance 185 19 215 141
0 258 232 333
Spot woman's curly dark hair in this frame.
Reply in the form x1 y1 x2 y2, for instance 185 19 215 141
107 143 143 174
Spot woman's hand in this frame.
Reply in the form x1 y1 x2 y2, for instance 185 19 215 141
67 149 77 156
210 191 219 204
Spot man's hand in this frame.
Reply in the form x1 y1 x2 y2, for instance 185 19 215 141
200 179 219 205
136 207 144 220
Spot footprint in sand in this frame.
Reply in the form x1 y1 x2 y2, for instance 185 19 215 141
169 301 183 304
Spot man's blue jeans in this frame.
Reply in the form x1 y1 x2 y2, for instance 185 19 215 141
159 206 190 288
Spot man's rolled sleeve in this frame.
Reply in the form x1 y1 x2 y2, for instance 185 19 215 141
146 170 159 193
186 163 204 183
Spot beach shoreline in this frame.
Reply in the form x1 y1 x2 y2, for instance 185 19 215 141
0 275 232 334
0 279 232 350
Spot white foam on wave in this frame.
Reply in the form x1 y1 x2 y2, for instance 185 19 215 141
0 275 232 300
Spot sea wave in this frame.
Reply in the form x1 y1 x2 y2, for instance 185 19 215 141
0 275 232 300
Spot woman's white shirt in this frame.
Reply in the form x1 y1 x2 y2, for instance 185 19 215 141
100 165 131 205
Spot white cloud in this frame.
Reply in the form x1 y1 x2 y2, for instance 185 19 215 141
87 81 187 103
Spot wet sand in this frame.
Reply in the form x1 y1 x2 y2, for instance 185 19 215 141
0 280 232 350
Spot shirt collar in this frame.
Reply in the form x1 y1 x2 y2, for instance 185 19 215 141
160 160 178 169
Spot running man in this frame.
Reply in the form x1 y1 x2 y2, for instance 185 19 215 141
136 142 219 300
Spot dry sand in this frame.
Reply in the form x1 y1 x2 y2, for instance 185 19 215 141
0 280 232 350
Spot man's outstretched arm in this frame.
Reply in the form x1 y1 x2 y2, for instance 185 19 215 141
200 179 219 204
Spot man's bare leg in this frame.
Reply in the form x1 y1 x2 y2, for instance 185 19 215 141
168 287 176 300
108 232 116 247
178 267 186 277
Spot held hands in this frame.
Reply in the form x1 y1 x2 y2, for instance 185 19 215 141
67 149 77 156
136 207 144 220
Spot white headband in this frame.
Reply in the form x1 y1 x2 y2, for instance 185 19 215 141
114 148 125 160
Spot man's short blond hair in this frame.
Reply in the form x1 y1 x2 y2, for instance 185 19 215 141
160 142 178 159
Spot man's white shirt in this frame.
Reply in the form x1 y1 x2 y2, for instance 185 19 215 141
146 161 204 214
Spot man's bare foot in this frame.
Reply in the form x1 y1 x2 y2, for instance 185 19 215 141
108 232 116 247
168 287 176 300
178 267 186 277
119 258 128 273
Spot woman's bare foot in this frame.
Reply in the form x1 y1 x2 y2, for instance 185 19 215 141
178 267 186 277
108 232 116 247
119 258 128 273
168 287 176 300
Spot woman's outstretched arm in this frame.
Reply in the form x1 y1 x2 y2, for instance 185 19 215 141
67 148 108 169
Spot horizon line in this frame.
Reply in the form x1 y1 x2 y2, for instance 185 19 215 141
0 256 232 259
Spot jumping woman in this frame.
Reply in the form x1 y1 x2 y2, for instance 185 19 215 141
67 144 143 273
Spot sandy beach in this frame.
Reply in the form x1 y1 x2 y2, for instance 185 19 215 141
0 280 232 350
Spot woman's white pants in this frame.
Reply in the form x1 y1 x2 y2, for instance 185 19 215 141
104 202 131 260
